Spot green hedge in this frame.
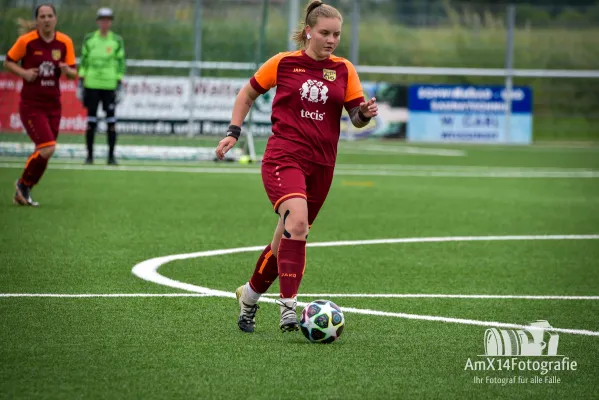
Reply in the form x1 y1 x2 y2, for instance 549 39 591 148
1 4 597 140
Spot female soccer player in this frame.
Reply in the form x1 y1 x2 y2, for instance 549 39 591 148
4 4 77 206
215 0 378 333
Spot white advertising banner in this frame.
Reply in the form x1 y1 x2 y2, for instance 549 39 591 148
0 74 387 138
111 76 274 136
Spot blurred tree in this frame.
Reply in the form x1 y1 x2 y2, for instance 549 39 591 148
556 6 588 26
516 3 552 26
588 1 599 23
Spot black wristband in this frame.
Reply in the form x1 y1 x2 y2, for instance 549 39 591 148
358 109 371 122
226 124 241 140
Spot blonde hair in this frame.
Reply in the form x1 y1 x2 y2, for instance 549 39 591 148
17 18 37 35
291 1 343 49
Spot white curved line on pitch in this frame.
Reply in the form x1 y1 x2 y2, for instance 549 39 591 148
0 293 213 298
132 235 599 337
261 294 599 300
2 293 598 301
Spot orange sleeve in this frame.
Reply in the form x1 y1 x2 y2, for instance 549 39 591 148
6 36 28 62
250 52 287 93
57 32 76 66
343 59 364 105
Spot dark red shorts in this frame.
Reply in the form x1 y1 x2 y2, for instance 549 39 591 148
262 158 334 225
19 103 61 149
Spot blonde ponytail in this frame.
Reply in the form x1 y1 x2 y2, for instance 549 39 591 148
17 18 37 35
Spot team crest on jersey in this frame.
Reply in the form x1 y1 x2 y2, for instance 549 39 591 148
323 69 336 82
38 61 55 77
51 49 61 61
106 47 113 54
300 79 329 104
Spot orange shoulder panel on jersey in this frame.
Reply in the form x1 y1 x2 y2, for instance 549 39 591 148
252 50 302 92
6 30 39 62
56 32 76 66
331 55 365 105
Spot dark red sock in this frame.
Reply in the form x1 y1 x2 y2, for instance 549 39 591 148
19 150 49 187
278 238 306 298
249 244 278 294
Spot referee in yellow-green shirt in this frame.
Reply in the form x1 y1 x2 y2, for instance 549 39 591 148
77 8 126 165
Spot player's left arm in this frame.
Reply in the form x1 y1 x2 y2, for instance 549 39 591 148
115 35 126 82
343 60 378 128
113 35 126 103
59 34 77 80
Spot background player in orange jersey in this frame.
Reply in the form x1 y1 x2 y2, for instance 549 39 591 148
215 0 378 333
3 4 77 206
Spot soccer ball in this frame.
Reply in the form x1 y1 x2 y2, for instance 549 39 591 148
300 300 345 344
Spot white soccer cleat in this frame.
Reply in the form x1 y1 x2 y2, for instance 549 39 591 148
277 298 299 332
235 284 259 333
13 180 39 207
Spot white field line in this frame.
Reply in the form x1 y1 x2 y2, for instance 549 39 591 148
3 142 465 157
0 157 235 168
261 293 599 300
330 307 599 337
304 235 599 248
131 235 599 337
338 145 466 157
461 144 599 153
333 163 598 172
2 293 597 300
342 142 599 153
0 163 257 174
2 156 597 175
0 293 212 298
2 156 597 173
2 156 596 175
1 162 598 178
1 156 596 172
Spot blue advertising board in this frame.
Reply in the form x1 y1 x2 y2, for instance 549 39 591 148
407 84 533 144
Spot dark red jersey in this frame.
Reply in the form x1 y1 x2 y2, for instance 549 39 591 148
6 30 76 109
250 50 365 166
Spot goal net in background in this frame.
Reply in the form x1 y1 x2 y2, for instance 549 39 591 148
1 0 598 163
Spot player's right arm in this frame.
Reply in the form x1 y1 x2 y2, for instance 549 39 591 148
215 84 260 160
231 52 283 126
230 84 261 127
76 33 93 100
3 35 38 82
215 53 284 160
78 33 93 80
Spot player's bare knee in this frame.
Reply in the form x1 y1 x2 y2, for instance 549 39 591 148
39 146 55 159
284 215 309 239
278 198 309 240
290 220 309 238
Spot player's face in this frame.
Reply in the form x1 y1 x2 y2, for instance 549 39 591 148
307 17 342 59
97 17 112 31
36 6 56 35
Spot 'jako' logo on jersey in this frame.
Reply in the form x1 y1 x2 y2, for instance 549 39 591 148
300 79 328 104
301 110 325 121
